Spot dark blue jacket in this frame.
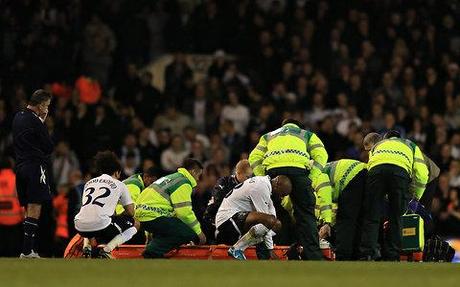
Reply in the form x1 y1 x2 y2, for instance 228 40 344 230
12 109 53 166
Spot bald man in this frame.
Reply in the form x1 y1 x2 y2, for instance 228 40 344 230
215 175 292 260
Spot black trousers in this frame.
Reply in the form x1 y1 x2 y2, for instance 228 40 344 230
420 177 438 236
268 167 323 260
359 164 411 260
335 170 367 260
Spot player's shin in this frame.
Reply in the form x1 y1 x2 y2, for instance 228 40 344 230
233 224 269 251
22 217 39 255
103 227 137 252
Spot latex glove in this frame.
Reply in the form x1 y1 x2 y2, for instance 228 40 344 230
408 199 420 213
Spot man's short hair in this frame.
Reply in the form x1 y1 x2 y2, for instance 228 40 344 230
363 132 382 150
93 151 122 176
144 166 161 178
183 158 203 171
383 130 401 139
29 89 52 106
282 118 305 129
235 159 250 174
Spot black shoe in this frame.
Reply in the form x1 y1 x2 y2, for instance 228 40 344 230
97 248 113 259
286 244 302 260
82 246 92 258
142 250 163 259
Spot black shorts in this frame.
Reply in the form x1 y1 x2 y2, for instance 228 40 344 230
216 212 250 245
78 216 135 244
16 163 51 207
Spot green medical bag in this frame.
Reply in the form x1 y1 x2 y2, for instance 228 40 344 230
401 214 424 252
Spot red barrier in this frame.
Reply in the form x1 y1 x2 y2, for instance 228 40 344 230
64 234 335 260
112 245 290 260
111 245 335 260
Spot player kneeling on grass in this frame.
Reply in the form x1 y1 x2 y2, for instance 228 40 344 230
74 151 139 258
135 158 206 258
215 175 292 260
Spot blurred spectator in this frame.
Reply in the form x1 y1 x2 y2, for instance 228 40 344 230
208 50 228 79
317 117 347 160
164 51 192 98
161 135 189 172
134 71 164 125
120 134 141 170
82 14 116 87
449 160 460 188
51 141 80 186
380 111 406 138
183 125 210 151
183 83 212 132
123 152 140 177
221 120 245 166
138 128 157 161
188 140 208 163
221 91 249 136
336 106 362 137
153 104 191 134
305 93 330 127
114 64 141 105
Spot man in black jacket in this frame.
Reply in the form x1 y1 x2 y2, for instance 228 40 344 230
12 89 53 258
202 159 252 242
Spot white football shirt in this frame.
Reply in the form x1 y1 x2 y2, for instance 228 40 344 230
216 176 276 227
215 176 277 248
74 174 133 232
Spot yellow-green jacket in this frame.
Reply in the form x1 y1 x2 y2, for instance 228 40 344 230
116 174 144 215
248 123 328 178
281 192 338 225
368 137 429 200
135 168 201 235
316 160 367 224
281 172 332 224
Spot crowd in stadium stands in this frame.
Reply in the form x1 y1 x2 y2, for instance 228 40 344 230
1 0 460 256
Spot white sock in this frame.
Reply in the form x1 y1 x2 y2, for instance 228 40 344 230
233 224 269 251
83 238 91 249
104 227 137 252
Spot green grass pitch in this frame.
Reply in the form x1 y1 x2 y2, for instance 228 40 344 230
0 259 458 287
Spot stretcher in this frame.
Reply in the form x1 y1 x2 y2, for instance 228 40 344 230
63 234 334 260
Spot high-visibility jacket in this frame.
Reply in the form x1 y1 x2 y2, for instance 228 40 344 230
281 193 338 225
0 169 24 226
135 168 202 235
248 123 328 177
368 137 429 200
311 172 334 224
316 160 367 224
116 174 144 215
281 172 331 223
53 193 69 238
423 154 440 183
